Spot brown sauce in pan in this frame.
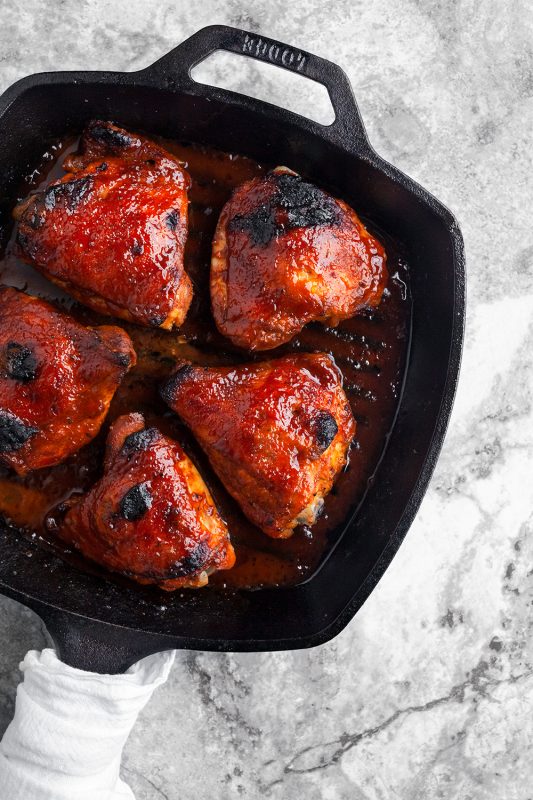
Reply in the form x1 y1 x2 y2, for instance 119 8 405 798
0 136 411 590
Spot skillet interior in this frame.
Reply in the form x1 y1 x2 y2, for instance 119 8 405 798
0 130 411 591
0 26 464 669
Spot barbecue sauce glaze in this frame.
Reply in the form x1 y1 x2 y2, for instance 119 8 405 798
0 136 410 590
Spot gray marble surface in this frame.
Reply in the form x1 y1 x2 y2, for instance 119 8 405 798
1 1 532 798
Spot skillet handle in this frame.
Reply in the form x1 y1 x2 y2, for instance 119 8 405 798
37 604 174 674
145 24 371 152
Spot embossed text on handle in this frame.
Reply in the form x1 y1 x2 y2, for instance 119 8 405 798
242 34 307 72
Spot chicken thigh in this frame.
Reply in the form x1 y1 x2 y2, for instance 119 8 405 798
57 413 235 589
15 120 192 329
0 287 135 475
211 167 387 350
161 353 356 538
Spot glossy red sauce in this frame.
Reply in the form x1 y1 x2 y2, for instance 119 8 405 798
15 126 192 329
0 136 411 590
210 167 387 350
163 353 356 538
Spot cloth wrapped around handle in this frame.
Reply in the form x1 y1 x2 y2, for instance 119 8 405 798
0 648 175 799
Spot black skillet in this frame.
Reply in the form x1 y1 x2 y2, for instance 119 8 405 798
0 25 465 673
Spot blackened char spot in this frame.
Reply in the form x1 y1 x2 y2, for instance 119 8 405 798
131 240 144 256
112 351 133 368
168 540 210 577
160 364 194 405
228 204 276 246
88 123 135 151
122 427 159 455
4 342 38 382
314 411 338 452
27 203 45 230
16 229 29 250
97 162 108 172
0 410 39 453
228 173 340 247
119 481 152 521
165 209 180 231
274 172 340 229
44 176 94 212
43 191 55 211
150 313 167 327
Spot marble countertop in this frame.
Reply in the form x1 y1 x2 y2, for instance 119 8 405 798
0 1 532 798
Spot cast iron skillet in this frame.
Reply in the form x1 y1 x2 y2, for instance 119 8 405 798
0 25 465 673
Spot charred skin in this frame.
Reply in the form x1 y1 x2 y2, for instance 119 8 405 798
14 120 192 329
0 287 135 475
211 167 387 350
161 353 356 538
58 413 235 589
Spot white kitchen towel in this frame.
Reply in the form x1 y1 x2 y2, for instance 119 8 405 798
0 647 175 800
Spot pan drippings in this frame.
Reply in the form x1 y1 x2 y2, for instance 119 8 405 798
0 135 410 590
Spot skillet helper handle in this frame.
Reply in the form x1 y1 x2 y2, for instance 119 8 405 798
0 647 174 799
147 24 371 151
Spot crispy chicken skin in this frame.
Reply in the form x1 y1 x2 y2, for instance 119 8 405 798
0 287 135 475
14 120 192 329
211 167 387 350
57 413 235 589
161 353 356 538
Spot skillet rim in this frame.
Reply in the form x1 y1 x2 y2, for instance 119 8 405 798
0 25 465 669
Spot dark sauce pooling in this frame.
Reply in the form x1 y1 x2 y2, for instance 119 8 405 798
0 135 411 590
